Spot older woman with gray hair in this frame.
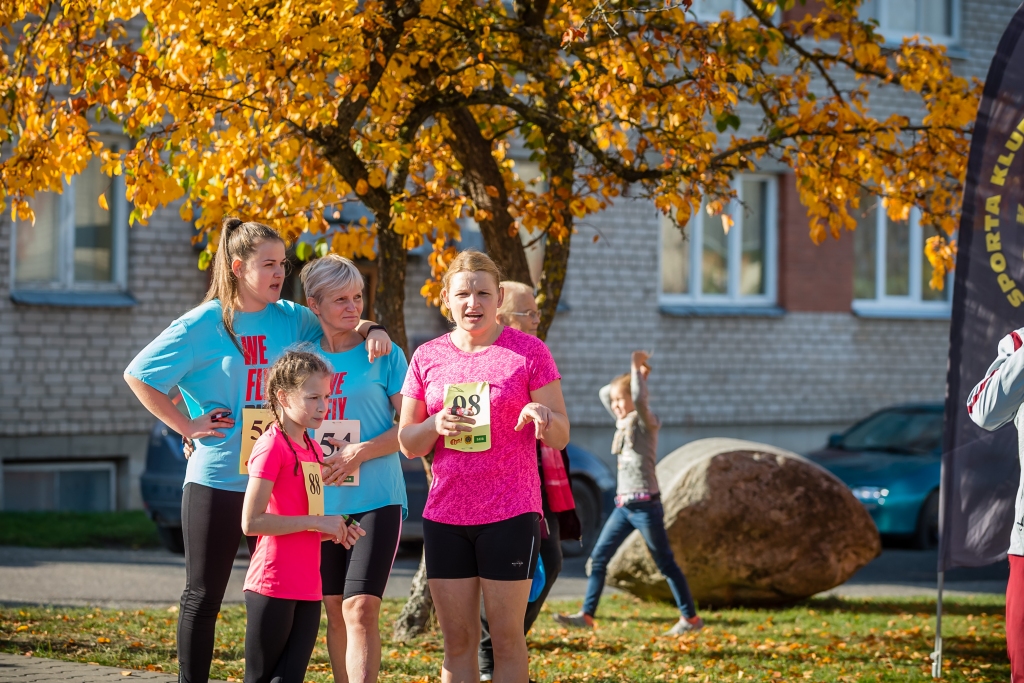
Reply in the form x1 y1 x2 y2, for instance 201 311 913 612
299 254 409 683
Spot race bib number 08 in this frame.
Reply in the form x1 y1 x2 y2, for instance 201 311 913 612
312 420 361 486
239 407 275 475
443 382 491 452
301 461 325 516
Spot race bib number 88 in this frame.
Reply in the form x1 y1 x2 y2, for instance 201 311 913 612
301 461 325 516
443 382 491 452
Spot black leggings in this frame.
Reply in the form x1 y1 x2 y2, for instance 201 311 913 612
179 483 257 683
320 504 403 599
243 592 321 683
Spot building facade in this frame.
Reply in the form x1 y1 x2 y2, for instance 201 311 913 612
0 0 1016 509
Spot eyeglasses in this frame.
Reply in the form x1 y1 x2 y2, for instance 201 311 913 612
509 310 541 321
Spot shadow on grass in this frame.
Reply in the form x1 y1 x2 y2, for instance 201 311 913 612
803 596 1005 617
1 637 178 661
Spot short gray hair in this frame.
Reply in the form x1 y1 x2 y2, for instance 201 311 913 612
497 280 535 319
300 254 365 303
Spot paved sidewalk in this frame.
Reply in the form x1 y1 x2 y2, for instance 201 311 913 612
0 546 605 607
0 652 207 682
0 545 1007 608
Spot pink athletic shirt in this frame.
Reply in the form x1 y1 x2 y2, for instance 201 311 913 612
402 326 562 526
243 423 325 601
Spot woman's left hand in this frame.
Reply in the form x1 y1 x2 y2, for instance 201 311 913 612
515 402 554 439
322 441 363 485
336 518 367 548
366 329 393 363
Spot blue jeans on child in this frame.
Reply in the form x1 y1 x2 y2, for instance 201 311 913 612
582 498 696 619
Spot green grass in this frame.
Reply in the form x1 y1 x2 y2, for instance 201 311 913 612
0 594 1008 682
0 511 161 549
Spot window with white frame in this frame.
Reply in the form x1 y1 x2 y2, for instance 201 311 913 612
12 148 128 293
852 193 951 316
859 0 958 44
691 0 779 23
659 175 778 306
691 0 743 21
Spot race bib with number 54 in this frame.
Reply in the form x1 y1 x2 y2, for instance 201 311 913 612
239 408 275 475
312 420 361 486
443 382 491 452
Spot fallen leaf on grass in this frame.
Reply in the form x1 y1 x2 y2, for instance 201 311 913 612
97 637 111 643
120 671 132 677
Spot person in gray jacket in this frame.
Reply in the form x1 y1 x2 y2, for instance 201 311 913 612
553 351 703 636
967 328 1024 682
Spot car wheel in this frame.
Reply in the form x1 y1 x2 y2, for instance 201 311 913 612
158 525 185 554
914 490 940 550
562 478 600 558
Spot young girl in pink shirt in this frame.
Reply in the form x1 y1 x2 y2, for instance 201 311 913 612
241 349 365 683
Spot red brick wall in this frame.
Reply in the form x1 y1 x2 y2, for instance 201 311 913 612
783 0 827 25
777 174 854 312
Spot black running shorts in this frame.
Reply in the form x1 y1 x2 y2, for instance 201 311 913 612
320 504 403 599
423 512 541 581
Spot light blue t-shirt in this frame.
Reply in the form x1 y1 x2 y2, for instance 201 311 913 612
125 299 322 492
319 341 409 518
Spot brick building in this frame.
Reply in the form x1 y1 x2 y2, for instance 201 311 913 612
0 0 1016 510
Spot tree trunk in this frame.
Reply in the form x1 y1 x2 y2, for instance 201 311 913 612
535 133 575 341
392 544 434 642
374 219 410 355
445 107 533 286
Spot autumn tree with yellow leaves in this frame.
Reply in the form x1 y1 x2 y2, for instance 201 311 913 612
2 0 980 638
1 0 977 349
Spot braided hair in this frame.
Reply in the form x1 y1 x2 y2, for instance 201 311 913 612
264 346 333 475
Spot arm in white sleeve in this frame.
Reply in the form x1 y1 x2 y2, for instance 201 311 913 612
599 384 615 420
631 368 659 429
968 329 1024 431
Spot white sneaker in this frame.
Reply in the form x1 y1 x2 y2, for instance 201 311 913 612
665 616 704 636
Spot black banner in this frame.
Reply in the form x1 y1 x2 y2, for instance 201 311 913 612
941 4 1024 571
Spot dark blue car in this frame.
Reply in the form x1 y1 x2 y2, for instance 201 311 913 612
141 421 616 557
804 403 942 548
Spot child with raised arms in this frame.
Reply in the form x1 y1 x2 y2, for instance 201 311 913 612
240 348 365 683
553 350 703 636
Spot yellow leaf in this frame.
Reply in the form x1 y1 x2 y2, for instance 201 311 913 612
722 214 734 234
98 194 109 211
356 179 369 195
485 185 500 197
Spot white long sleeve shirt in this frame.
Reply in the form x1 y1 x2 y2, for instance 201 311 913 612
967 328 1024 556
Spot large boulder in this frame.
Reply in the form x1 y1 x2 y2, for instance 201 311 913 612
604 438 881 607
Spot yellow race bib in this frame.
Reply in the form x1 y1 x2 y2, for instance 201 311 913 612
443 382 491 452
239 408 275 474
312 420 361 486
301 461 325 517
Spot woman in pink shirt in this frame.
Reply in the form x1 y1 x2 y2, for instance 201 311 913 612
241 349 364 683
399 250 570 683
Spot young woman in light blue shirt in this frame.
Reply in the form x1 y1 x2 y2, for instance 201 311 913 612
124 218 390 683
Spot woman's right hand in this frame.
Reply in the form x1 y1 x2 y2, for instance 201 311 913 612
433 409 475 437
186 409 235 440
